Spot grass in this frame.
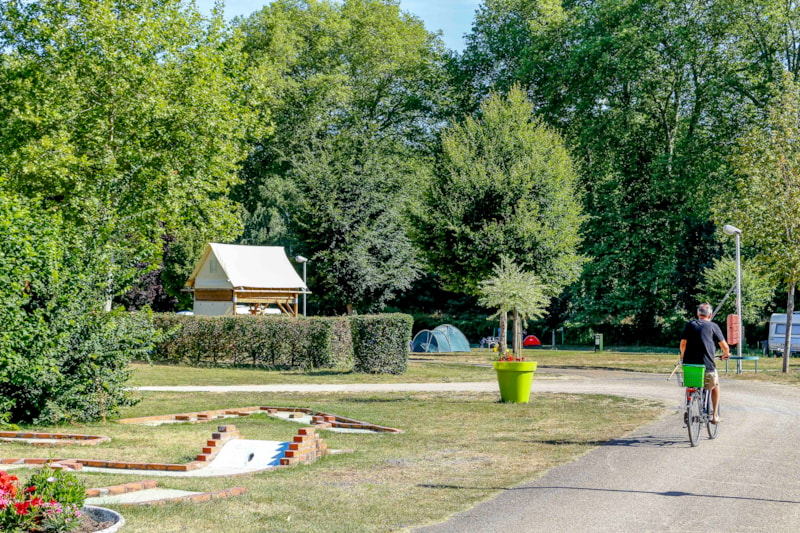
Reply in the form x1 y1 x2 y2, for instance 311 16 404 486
131 348 800 386
5 349 796 532
128 360 492 386
3 390 663 533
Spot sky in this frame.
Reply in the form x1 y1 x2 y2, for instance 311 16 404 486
194 0 481 51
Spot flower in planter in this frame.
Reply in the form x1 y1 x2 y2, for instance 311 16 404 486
497 349 525 362
0 467 85 532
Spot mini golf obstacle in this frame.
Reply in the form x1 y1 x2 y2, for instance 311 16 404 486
118 406 403 433
0 431 110 446
1 424 331 477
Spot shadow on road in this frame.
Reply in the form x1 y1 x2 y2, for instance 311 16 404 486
417 484 800 505
523 433 688 448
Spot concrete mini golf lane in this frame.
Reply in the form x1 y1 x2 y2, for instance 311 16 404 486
81 439 290 477
416 370 800 532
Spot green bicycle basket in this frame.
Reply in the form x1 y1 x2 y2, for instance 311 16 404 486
682 364 705 388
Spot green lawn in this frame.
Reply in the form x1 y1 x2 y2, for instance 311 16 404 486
130 349 800 386
5 390 662 533
5 350 796 532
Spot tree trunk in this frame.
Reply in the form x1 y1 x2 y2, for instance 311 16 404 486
513 309 521 358
346 303 353 316
499 311 508 356
784 283 795 373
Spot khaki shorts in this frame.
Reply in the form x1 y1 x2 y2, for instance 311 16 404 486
704 369 719 390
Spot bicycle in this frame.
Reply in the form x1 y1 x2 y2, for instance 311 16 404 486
669 361 720 447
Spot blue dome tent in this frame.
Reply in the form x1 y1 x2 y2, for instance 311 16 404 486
434 324 471 352
411 324 471 353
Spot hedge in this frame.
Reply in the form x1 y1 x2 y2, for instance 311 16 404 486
152 314 353 370
151 313 411 373
350 314 414 374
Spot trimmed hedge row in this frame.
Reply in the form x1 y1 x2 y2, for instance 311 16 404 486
350 314 413 374
151 313 411 373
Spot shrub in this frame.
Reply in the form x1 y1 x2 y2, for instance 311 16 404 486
0 196 151 425
152 314 353 370
350 314 413 374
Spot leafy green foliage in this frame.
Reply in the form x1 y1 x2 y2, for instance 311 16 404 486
153 313 412 374
697 257 775 324
479 255 550 356
726 72 800 369
153 314 354 369
27 466 86 508
288 135 422 314
350 314 414 374
0 0 253 298
0 196 152 424
234 0 451 313
414 86 585 296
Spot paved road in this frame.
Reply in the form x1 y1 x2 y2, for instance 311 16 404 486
416 369 800 532
138 369 800 531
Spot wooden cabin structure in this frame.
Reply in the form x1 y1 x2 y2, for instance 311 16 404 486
185 243 308 317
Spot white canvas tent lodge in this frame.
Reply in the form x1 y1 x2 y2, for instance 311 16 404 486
185 243 308 317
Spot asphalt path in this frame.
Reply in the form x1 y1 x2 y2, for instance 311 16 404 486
137 368 800 531
416 369 800 532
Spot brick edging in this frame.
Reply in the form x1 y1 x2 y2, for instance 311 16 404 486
86 480 248 506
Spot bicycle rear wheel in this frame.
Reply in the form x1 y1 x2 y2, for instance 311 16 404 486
706 394 719 439
687 392 702 447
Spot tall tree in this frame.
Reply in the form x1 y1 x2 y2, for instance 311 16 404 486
289 134 422 314
0 0 254 300
726 73 800 372
234 0 451 313
456 0 800 341
414 86 585 297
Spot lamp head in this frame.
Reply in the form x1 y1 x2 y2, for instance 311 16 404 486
295 255 308 263
722 224 742 236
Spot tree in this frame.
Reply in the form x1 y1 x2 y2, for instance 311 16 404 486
726 73 800 372
479 256 550 357
697 257 775 325
288 134 422 314
456 0 800 342
414 86 585 297
0 0 253 300
233 0 450 313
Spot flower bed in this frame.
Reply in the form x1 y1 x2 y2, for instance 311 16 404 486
0 467 86 532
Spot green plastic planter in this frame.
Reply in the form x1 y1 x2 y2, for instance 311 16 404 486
493 361 537 403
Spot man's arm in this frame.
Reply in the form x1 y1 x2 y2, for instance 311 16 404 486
718 340 730 359
680 339 687 361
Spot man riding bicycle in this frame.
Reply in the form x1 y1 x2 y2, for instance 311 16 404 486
679 303 730 424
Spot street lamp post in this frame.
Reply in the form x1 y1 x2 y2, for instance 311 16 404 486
723 224 743 373
295 255 308 317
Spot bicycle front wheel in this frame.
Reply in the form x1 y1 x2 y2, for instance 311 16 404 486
707 397 719 439
687 392 702 447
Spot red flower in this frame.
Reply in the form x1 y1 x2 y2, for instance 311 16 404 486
24 485 36 493
14 500 31 515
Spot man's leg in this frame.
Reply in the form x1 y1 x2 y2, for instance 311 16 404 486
709 370 720 423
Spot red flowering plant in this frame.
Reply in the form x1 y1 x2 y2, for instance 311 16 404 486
496 349 525 362
0 467 85 532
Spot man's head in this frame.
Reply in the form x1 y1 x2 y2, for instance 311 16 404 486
697 303 713 319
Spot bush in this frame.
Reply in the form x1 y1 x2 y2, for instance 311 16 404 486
152 313 412 373
152 314 353 370
0 196 150 425
350 314 413 374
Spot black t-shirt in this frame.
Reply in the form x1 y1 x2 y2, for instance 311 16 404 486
681 319 725 371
